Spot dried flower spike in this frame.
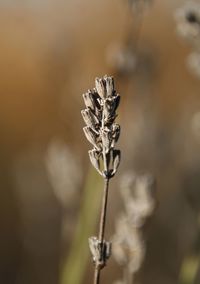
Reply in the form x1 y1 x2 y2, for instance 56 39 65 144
81 76 121 284
175 1 200 42
82 75 121 179
112 172 156 284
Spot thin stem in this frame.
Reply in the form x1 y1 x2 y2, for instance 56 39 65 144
123 266 134 284
93 178 110 284
125 7 144 53
98 178 109 242
94 267 100 284
132 9 144 52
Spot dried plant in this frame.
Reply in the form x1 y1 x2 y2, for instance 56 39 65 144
175 1 200 44
127 0 152 13
81 75 121 284
187 51 200 77
120 173 155 228
45 139 82 208
112 172 156 284
107 0 153 79
175 1 200 78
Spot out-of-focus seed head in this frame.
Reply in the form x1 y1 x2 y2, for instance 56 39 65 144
187 51 200 78
120 172 156 227
112 215 145 273
175 1 200 42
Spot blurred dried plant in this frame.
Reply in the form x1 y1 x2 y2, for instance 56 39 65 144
81 75 121 284
45 139 82 240
112 172 156 284
187 51 200 77
126 0 152 13
175 1 200 78
175 1 200 44
120 173 155 227
175 8 200 279
107 0 154 82
45 139 82 208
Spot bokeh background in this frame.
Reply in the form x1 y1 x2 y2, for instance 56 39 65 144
0 0 200 283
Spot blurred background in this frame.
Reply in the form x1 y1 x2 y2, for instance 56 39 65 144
0 0 200 283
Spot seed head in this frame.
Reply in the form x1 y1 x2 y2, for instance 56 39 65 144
175 1 200 41
82 76 121 178
88 236 112 267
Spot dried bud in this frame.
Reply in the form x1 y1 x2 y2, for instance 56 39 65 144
83 126 100 150
104 98 113 120
104 98 118 126
104 97 118 121
112 124 121 144
89 236 101 262
105 114 117 127
88 149 102 175
112 149 121 175
92 91 101 110
82 91 96 110
95 77 107 99
81 109 99 129
101 129 112 154
113 95 120 112
105 75 114 97
88 236 112 266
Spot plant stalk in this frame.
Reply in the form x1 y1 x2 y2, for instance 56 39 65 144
93 177 110 284
123 266 133 284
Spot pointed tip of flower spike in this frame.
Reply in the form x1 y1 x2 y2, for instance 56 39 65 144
95 75 115 99
104 75 114 97
95 77 107 99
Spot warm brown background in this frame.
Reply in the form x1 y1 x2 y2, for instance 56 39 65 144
0 1 200 283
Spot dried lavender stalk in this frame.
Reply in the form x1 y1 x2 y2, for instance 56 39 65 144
175 1 200 78
81 75 121 284
112 172 156 284
127 0 152 13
